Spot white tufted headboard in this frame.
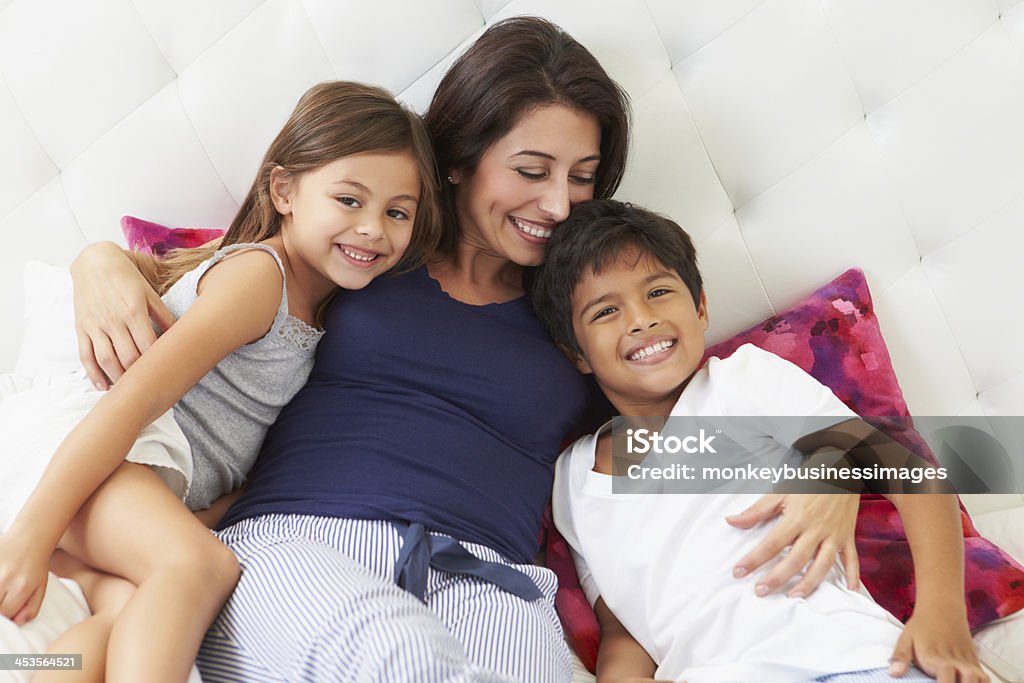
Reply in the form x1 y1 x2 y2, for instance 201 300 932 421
2 0 1023 518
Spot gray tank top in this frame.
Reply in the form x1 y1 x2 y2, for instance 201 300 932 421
161 243 325 510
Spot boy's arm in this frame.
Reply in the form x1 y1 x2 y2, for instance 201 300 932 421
886 493 988 682
594 597 670 683
794 419 987 682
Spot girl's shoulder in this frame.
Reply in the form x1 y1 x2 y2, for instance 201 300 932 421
164 242 291 347
170 243 285 310
198 243 286 286
204 243 324 354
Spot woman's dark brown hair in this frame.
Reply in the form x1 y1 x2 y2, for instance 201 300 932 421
424 16 631 255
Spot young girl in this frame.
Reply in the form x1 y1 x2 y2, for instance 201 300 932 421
0 80 441 682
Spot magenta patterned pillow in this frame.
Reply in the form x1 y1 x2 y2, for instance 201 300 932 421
121 215 224 258
546 267 1024 673
701 268 908 418
702 268 1024 626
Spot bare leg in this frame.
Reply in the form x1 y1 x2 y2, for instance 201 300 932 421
32 551 135 683
57 463 240 683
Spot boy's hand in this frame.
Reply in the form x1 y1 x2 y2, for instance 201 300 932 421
726 493 860 598
0 531 51 625
889 606 988 682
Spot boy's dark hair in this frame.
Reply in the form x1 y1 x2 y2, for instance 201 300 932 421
532 199 703 355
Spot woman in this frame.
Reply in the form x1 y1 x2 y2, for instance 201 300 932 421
70 17 863 682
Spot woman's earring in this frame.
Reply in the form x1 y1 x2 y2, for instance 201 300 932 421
447 175 455 184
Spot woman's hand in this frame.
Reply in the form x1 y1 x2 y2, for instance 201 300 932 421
70 242 175 389
890 605 988 683
726 493 860 598
0 530 51 625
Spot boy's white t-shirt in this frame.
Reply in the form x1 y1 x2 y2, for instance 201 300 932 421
552 344 905 683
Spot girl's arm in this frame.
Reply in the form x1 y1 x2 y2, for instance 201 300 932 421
593 597 670 683
70 242 177 389
0 249 284 623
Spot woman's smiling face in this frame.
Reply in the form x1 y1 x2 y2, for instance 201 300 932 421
452 104 601 267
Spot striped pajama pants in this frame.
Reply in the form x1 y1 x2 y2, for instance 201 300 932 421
817 668 934 681
196 515 571 682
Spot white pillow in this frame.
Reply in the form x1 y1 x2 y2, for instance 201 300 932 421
14 262 80 377
0 575 91 683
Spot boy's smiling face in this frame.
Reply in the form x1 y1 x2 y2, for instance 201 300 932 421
569 246 708 417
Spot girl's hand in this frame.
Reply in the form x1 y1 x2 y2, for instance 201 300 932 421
726 493 860 598
890 607 988 683
70 243 175 389
0 531 51 625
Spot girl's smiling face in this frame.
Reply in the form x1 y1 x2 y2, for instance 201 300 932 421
452 104 601 267
273 151 421 300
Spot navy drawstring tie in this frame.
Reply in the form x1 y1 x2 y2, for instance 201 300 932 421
392 521 543 602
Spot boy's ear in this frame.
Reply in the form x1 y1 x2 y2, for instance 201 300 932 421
557 342 593 375
269 166 295 215
697 288 709 331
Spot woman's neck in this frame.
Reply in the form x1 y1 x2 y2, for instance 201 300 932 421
428 239 525 306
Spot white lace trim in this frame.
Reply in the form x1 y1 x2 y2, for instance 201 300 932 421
276 315 325 352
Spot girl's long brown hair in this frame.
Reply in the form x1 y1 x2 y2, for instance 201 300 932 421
155 81 441 294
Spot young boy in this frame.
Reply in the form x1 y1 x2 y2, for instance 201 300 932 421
532 200 986 683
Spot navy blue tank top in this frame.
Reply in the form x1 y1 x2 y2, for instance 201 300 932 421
219 266 591 562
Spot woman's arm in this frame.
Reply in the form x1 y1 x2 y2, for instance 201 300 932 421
726 491 860 598
593 597 669 683
70 242 177 389
725 416 944 597
0 250 283 623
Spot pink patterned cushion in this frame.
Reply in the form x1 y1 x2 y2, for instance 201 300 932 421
543 503 600 672
121 215 224 258
701 269 908 418
545 268 1024 673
